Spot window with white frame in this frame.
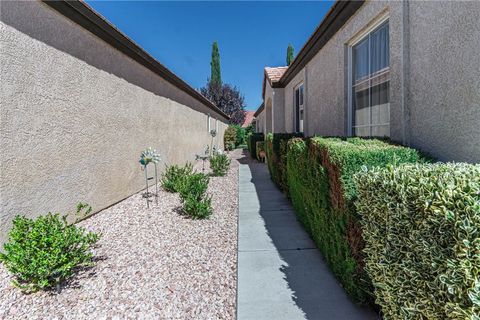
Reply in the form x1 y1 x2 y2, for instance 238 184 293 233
207 114 211 133
294 83 304 133
351 20 390 137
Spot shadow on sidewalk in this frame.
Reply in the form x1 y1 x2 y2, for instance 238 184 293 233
237 149 377 320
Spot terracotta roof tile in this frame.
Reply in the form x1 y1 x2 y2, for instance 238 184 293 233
264 66 288 83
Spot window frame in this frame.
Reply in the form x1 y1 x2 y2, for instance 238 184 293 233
347 13 390 137
294 82 305 133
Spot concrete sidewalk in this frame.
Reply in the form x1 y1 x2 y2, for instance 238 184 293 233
236 156 376 320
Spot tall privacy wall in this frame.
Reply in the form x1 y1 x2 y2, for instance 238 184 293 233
0 1 228 244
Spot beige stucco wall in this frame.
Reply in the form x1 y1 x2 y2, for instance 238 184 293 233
405 1 480 162
284 69 306 133
256 111 265 133
264 80 285 133
279 0 479 162
0 1 228 243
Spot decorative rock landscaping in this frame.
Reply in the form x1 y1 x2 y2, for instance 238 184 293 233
0 150 241 319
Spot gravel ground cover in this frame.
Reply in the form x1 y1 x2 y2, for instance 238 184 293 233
0 150 242 320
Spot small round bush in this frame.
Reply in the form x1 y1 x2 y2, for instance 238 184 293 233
178 173 212 219
210 153 231 176
0 213 100 292
161 163 193 192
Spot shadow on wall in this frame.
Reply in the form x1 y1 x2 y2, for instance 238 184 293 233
0 1 218 118
237 150 376 320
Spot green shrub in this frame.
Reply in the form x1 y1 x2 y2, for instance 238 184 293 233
286 137 421 303
247 133 264 159
210 153 231 176
355 163 480 319
0 211 100 292
266 133 303 193
224 126 237 151
232 124 246 146
178 173 212 219
161 163 194 192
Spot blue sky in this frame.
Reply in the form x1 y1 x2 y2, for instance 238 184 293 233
86 1 334 110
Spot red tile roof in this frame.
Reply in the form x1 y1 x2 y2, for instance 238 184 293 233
262 66 288 98
242 111 255 128
264 67 288 83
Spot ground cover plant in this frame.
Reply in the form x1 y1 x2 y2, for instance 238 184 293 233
161 163 194 192
286 137 422 303
0 210 100 292
178 173 212 219
355 163 480 319
210 153 231 176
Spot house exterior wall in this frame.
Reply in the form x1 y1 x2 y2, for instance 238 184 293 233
277 0 479 162
405 1 480 162
256 111 265 133
0 1 228 243
284 69 306 133
264 79 285 134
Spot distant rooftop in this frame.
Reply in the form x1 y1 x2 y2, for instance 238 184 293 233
242 111 255 128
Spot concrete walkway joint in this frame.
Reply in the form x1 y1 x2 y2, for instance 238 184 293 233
236 155 376 320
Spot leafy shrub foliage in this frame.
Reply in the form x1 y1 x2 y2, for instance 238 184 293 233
210 153 231 176
178 173 212 219
286 137 421 303
200 81 246 125
232 124 246 146
161 163 194 192
266 133 303 193
0 212 100 292
355 163 480 319
224 126 237 151
247 133 264 160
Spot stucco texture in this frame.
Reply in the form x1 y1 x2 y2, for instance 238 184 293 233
406 1 480 162
0 1 228 244
272 0 479 162
283 69 306 134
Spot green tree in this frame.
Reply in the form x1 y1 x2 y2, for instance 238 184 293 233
286 44 295 66
210 41 221 85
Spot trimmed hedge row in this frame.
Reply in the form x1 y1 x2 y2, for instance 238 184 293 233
266 133 303 192
247 133 264 160
286 137 422 303
355 163 480 319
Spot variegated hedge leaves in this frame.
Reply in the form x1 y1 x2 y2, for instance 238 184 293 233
355 163 480 319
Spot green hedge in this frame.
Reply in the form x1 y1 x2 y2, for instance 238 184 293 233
247 133 264 160
266 133 303 192
355 163 480 319
286 137 422 303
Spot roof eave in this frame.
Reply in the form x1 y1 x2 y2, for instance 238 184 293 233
42 0 230 121
277 0 365 87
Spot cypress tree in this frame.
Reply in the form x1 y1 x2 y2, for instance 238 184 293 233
286 44 295 66
210 41 221 85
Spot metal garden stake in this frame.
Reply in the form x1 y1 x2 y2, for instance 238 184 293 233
139 147 160 208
